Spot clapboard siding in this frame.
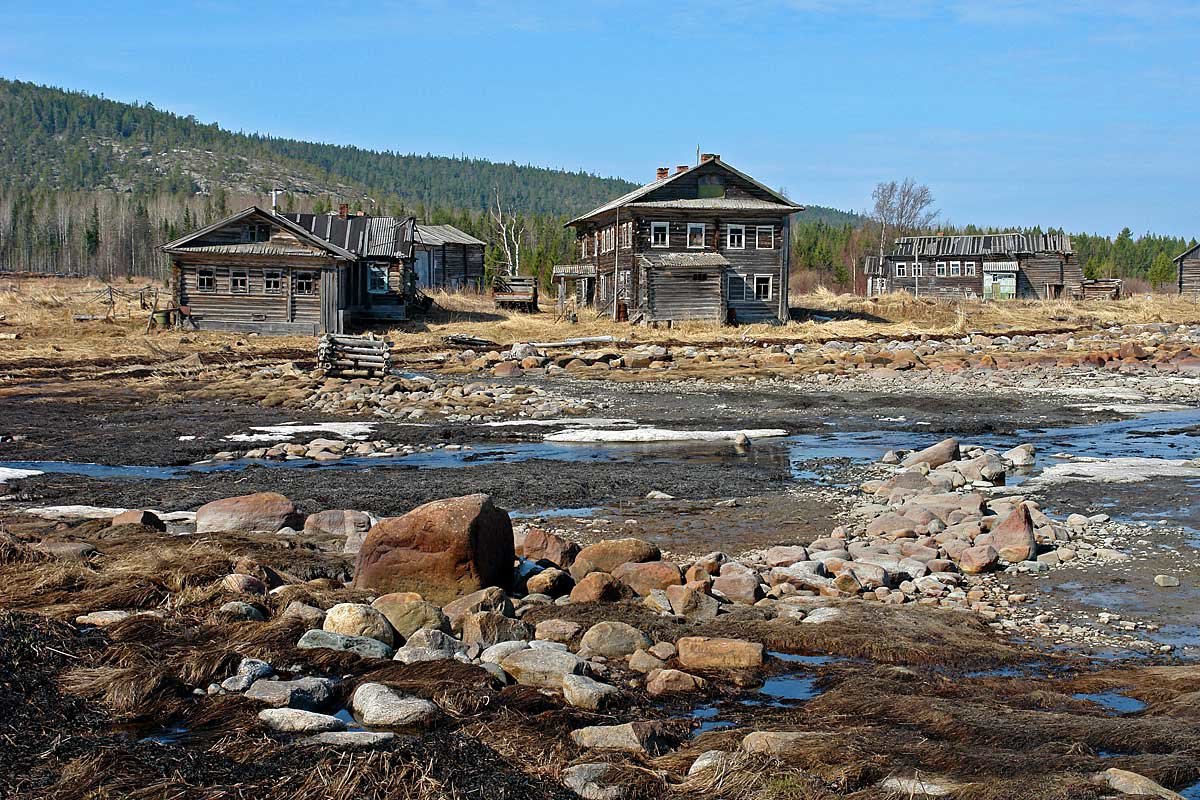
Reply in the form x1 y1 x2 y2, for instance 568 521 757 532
646 267 724 321
177 260 333 330
1180 255 1200 296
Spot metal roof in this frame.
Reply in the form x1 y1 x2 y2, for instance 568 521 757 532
629 198 799 212
282 213 414 258
890 232 1073 258
567 158 803 226
641 252 731 268
175 243 333 257
415 224 486 247
161 206 357 260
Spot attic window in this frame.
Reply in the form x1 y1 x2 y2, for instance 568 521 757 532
698 174 725 199
243 223 271 243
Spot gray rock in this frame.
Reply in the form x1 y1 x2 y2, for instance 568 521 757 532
350 683 439 728
220 657 274 692
563 763 628 800
578 621 652 658
481 640 530 664
219 601 266 622
500 648 586 689
296 629 395 660
801 607 843 624
1155 574 1181 588
570 721 675 755
282 601 326 628
562 674 620 711
688 750 732 776
258 708 345 733
299 731 397 749
244 676 337 709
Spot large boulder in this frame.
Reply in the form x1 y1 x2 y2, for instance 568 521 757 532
244 677 336 709
323 603 396 646
611 561 682 596
352 494 515 604
569 572 623 603
350 683 439 728
500 648 586 689
1091 768 1183 799
304 509 374 553
371 597 450 639
957 544 999 574
901 438 960 469
677 636 763 670
572 538 660 578
579 621 652 658
521 528 580 568
195 492 302 534
442 586 514 630
991 503 1038 563
570 722 676 755
258 708 345 733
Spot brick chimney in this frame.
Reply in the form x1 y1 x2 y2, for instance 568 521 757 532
700 153 720 163
338 203 349 219
656 167 670 180
675 165 688 174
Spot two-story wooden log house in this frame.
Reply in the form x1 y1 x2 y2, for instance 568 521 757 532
564 155 804 324
863 232 1082 300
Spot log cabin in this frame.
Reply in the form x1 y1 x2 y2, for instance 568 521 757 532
163 206 415 334
863 233 1082 300
564 155 804 324
1174 242 1200 296
410 224 487 292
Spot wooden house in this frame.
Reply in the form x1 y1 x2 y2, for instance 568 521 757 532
163 206 414 334
564 155 804 324
411 225 487 291
1174 242 1200 296
864 233 1082 300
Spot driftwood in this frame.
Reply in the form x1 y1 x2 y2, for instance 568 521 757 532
318 334 391 375
527 335 619 348
444 334 499 349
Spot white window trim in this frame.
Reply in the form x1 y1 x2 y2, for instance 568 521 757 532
230 269 249 293
295 271 316 295
965 261 977 276
950 260 962 276
263 270 282 294
936 261 947 277
197 268 215 292
687 223 706 250
650 221 670 249
726 224 745 250
749 274 773 301
914 262 923 277
895 262 907 278
755 225 774 249
368 263 390 294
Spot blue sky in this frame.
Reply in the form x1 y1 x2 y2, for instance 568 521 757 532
2 0 1198 236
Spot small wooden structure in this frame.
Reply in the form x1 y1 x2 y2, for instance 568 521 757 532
865 233 1082 300
1175 242 1200 296
1078 278 1123 300
493 275 538 312
318 334 391 375
412 225 487 291
552 264 597 309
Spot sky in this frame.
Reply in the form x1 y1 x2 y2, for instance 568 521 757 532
1 0 1198 236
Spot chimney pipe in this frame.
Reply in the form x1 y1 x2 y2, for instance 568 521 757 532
656 167 669 180
700 153 720 163
338 203 349 220
675 165 688 174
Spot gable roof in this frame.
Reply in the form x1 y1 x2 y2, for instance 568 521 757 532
281 213 419 258
890 232 1073 258
416 224 486 247
1174 242 1200 264
566 158 803 226
162 206 357 260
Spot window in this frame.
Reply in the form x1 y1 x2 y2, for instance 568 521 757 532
756 226 774 249
651 221 670 248
263 270 282 294
752 274 773 301
294 271 316 295
727 224 745 250
593 234 598 256
197 268 215 292
965 261 977 276
230 269 248 293
368 263 389 294
950 261 962 276
687 223 706 249
691 272 708 281
914 262 924 277
895 262 907 278
936 262 947 277
580 239 588 259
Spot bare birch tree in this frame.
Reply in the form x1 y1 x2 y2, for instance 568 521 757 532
490 186 527 276
870 178 938 260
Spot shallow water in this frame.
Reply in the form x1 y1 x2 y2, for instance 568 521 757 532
1071 691 1146 714
688 652 837 733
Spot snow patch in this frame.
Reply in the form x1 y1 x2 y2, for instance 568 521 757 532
22 505 196 522
1030 457 1200 485
1073 403 1191 414
177 435 198 441
0 467 43 481
482 417 637 429
225 422 376 442
545 427 788 444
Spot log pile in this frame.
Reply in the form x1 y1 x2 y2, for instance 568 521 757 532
318 334 392 375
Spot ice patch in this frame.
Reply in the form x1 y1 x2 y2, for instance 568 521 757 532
177 435 198 441
482 417 636 429
0 467 43 481
1073 403 1191 414
225 422 376 442
1047 387 1147 401
544 427 788 444
22 505 195 522
1031 457 1200 485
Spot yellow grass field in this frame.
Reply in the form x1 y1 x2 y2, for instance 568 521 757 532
3 277 1200 371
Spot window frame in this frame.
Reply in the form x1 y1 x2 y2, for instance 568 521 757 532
263 270 282 294
895 262 908 278
936 261 948 277
726 224 745 250
230 269 249 294
755 225 774 250
686 222 706 250
751 274 773 301
950 260 962 277
964 261 977 276
914 262 923 277
197 268 215 293
367 263 390 295
294 271 317 296
650 221 670 249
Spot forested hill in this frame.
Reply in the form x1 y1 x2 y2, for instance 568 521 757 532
0 77 637 217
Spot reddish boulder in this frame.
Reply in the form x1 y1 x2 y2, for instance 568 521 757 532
522 528 580 569
111 509 165 531
612 560 682 596
304 510 374 553
991 503 1038 563
711 571 764 604
958 544 999 574
195 492 303 534
569 572 622 603
901 438 960 469
677 636 763 670
352 494 515 604
571 538 660 579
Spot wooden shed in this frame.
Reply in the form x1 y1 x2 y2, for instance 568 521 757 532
1175 243 1200 296
164 206 414 335
412 224 486 291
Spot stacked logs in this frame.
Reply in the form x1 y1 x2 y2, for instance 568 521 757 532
317 334 392 375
